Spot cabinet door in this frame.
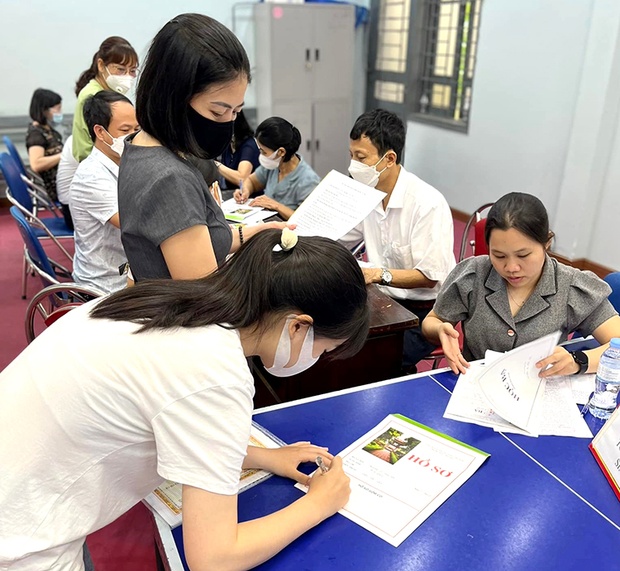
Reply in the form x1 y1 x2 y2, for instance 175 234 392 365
312 99 353 177
268 5 315 102
272 101 314 167
312 6 355 101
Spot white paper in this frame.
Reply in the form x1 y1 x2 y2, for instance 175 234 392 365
143 422 285 528
570 373 596 405
221 197 264 222
445 333 592 438
296 414 489 546
288 170 386 240
476 332 560 432
590 404 620 495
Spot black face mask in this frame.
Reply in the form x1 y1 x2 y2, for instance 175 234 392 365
187 105 234 159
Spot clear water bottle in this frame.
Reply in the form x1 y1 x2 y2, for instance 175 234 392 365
588 338 620 419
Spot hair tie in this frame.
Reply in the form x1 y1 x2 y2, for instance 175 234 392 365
273 227 298 252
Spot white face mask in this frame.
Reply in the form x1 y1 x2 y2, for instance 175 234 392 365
348 153 388 188
265 317 319 377
258 149 282 170
105 67 134 95
103 130 128 157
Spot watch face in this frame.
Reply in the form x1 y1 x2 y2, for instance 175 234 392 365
381 269 392 285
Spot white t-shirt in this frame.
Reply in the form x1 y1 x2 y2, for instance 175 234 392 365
56 136 79 205
0 301 254 571
70 148 126 293
341 166 456 301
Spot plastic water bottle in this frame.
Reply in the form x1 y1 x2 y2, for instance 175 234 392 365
588 338 620 419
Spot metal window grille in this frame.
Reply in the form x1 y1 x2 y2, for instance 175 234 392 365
367 0 483 132
415 0 482 127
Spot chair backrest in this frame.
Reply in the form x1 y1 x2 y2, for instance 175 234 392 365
604 271 620 313
2 136 27 178
9 206 58 286
1 152 33 211
458 202 494 262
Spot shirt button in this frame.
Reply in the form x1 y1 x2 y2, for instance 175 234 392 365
507 329 515 337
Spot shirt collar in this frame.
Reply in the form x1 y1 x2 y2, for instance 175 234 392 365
91 146 120 177
384 166 406 210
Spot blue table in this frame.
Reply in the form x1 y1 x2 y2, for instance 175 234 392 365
157 367 620 570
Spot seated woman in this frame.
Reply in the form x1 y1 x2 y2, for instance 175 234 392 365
215 110 259 190
0 229 369 571
26 88 64 202
234 116 320 220
422 192 620 377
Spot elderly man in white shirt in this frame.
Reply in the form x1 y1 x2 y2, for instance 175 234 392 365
70 91 139 293
341 109 456 370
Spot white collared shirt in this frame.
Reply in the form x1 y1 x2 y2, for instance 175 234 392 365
55 136 79 205
70 147 126 293
342 166 456 301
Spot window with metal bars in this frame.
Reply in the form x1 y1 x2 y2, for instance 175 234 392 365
367 0 483 132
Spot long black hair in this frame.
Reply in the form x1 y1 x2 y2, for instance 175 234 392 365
75 36 138 96
256 117 302 162
485 192 554 246
29 88 61 125
136 13 251 157
233 110 254 144
90 230 370 360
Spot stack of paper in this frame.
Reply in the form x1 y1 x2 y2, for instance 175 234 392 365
143 422 285 528
221 198 275 225
444 332 593 438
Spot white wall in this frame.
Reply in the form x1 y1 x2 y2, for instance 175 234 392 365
0 0 368 118
404 0 620 269
0 1 242 116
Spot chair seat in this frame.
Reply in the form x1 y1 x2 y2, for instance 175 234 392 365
34 217 73 239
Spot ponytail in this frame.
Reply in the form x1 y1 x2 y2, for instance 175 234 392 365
91 230 369 360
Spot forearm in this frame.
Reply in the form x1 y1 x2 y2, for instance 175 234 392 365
273 203 294 221
421 312 445 345
218 163 250 186
584 344 608 374
30 152 61 173
189 496 326 571
229 221 282 253
367 267 437 289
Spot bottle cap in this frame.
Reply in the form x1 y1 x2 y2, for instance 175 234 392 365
610 338 620 349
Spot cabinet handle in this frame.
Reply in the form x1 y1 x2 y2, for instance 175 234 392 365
315 140 320 152
315 49 320 62
307 140 311 152
306 49 311 62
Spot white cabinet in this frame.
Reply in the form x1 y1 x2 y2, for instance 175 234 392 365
253 3 355 177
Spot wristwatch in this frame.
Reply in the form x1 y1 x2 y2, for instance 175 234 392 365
380 268 393 286
569 350 589 375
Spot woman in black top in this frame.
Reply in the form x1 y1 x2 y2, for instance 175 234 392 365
25 89 63 201
118 14 286 281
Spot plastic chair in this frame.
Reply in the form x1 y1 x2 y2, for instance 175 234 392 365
2 135 46 188
458 202 494 262
604 272 620 313
25 282 103 343
9 206 73 298
2 153 73 295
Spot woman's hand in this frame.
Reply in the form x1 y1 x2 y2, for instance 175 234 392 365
250 195 282 212
233 184 251 204
247 442 334 485
305 456 351 518
438 322 469 375
536 346 578 378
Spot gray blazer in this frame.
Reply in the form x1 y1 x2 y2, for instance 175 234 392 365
433 255 617 360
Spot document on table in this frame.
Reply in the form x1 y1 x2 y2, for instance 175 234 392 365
288 170 386 240
143 422 285 528
589 404 620 501
444 332 592 438
296 414 489 546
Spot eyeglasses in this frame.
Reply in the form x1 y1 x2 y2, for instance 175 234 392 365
108 63 139 77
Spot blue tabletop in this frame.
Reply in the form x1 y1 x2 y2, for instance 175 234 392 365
168 370 620 570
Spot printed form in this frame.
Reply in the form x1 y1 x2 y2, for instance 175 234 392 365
297 414 489 546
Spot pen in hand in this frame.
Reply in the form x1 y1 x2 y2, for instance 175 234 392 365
315 456 329 474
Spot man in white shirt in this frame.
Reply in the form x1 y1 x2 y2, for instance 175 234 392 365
342 109 456 370
56 135 79 229
70 91 139 293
